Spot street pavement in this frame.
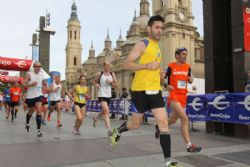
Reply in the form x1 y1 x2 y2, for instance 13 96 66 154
0 108 249 167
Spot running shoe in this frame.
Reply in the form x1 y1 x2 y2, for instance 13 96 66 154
57 121 62 128
93 117 97 127
165 161 181 167
110 128 120 148
72 126 77 134
37 130 43 138
75 129 81 135
187 144 202 153
25 124 30 132
42 120 46 125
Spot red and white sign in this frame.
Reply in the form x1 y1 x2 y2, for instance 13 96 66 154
0 57 33 71
0 75 24 83
243 6 250 52
0 71 9 75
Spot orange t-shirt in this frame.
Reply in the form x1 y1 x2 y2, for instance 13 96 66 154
166 62 191 95
10 87 22 102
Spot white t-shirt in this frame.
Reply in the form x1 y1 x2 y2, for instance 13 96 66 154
98 72 113 98
50 82 62 101
26 71 44 99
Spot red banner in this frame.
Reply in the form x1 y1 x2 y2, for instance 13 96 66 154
0 57 33 71
0 71 9 75
243 6 250 52
0 75 24 83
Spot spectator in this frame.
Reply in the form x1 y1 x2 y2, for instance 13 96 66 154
120 88 128 120
189 86 197 95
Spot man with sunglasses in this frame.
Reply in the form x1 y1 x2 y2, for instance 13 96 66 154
155 48 202 153
23 61 45 137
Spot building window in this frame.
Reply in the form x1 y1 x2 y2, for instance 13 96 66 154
182 33 185 38
74 57 77 66
178 0 183 6
195 48 204 63
70 31 72 39
74 31 77 39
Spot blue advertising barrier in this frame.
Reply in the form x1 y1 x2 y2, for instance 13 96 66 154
87 93 250 124
86 97 170 117
187 93 250 124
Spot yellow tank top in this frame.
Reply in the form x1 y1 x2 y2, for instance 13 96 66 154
74 85 88 104
131 38 162 91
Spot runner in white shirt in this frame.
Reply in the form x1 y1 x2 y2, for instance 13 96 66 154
41 80 49 125
47 75 63 128
23 61 44 137
92 61 118 137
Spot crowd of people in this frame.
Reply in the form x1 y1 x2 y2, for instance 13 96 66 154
0 15 204 167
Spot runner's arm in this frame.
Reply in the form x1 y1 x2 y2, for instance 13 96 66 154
188 67 193 83
123 41 146 71
67 87 75 102
111 72 118 88
22 73 33 88
93 72 101 88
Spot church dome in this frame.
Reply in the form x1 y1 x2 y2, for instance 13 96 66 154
136 15 149 29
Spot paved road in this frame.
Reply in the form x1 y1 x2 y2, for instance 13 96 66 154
0 108 249 167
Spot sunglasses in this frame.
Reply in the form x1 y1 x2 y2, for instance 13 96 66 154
34 66 42 68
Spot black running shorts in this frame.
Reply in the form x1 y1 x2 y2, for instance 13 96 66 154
98 97 111 106
74 102 86 108
131 91 165 113
25 96 43 107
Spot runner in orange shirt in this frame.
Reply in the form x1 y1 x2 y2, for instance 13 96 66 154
10 81 22 121
156 47 201 153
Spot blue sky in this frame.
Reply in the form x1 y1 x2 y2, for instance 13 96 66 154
0 0 203 79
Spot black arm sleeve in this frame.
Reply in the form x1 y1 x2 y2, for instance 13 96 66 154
165 67 172 85
188 68 192 77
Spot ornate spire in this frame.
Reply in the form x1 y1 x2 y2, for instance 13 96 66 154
70 0 78 21
134 10 137 20
105 28 111 41
89 40 95 59
91 40 94 48
140 0 150 16
104 28 112 51
117 28 124 42
116 29 124 50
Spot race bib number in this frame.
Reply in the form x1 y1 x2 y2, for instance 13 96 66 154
78 94 85 100
14 92 19 96
35 86 42 91
145 90 159 95
177 80 187 89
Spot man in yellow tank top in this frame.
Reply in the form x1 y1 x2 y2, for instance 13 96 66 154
110 15 179 167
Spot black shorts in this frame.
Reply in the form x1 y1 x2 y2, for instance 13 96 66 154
74 102 86 108
98 97 111 105
10 101 19 107
25 96 43 107
5 101 11 106
42 102 48 106
131 91 165 113
50 100 60 106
